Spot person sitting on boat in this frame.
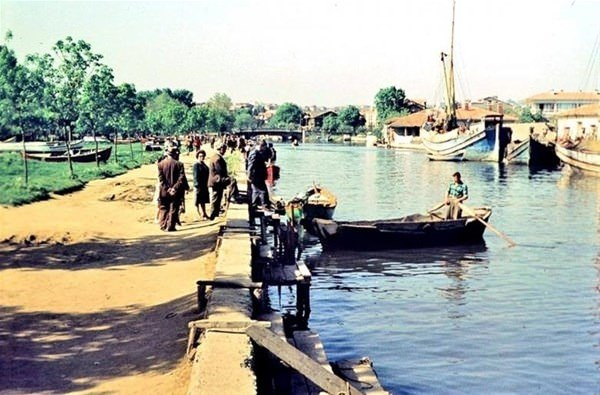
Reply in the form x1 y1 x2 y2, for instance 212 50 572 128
445 171 468 219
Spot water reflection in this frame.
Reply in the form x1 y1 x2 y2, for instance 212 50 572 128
303 244 489 305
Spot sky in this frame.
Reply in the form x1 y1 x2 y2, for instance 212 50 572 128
1 0 599 107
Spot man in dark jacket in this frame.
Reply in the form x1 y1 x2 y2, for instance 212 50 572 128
246 139 270 211
208 143 229 220
157 146 186 231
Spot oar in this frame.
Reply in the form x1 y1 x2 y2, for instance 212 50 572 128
427 201 446 219
427 201 446 213
458 203 516 247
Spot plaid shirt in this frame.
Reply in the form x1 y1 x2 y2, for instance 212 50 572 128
447 182 468 199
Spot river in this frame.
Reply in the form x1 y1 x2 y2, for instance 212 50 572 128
270 143 600 394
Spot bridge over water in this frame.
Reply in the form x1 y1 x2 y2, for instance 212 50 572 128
234 128 304 142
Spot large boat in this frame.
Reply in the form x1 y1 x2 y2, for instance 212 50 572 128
419 0 511 162
555 140 600 175
23 146 112 163
0 139 85 153
553 103 599 175
312 207 492 250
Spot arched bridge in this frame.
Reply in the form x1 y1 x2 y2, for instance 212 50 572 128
234 128 303 142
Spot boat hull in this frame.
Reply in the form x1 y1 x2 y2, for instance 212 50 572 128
0 140 85 153
529 135 560 168
24 147 112 163
422 123 509 162
555 143 600 175
312 209 491 250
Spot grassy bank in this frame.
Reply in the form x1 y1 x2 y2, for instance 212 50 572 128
0 143 163 206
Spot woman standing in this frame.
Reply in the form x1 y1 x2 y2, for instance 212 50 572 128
193 150 210 220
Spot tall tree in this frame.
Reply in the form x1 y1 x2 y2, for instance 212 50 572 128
234 107 258 130
337 105 364 133
78 64 117 166
0 35 49 183
269 102 303 128
49 36 104 177
321 114 340 135
374 86 407 123
171 89 194 108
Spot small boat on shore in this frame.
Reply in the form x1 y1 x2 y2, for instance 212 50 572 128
23 146 112 163
303 184 337 221
0 139 84 153
312 207 492 250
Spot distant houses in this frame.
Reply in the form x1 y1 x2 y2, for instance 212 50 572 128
525 91 600 118
555 103 600 140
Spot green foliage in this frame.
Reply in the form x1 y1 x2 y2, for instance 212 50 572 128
144 93 189 135
375 86 407 123
0 145 162 206
337 105 364 133
269 102 303 128
518 106 546 123
321 114 340 134
234 108 258 130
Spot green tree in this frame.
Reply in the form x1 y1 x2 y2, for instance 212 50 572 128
0 41 49 183
269 102 303 128
321 114 339 135
46 36 104 177
144 92 189 135
171 89 194 108
207 92 232 112
375 86 407 123
234 108 257 130
183 105 208 133
519 106 545 123
78 64 117 166
337 105 364 133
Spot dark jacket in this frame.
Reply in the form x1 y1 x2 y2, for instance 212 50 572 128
158 156 185 199
193 161 209 190
208 152 228 188
247 148 267 185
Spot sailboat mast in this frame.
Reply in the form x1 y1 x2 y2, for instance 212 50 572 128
448 0 457 122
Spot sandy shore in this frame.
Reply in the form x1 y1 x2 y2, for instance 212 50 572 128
0 152 220 394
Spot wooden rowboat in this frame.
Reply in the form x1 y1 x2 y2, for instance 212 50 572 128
303 184 337 221
312 207 492 250
23 146 112 163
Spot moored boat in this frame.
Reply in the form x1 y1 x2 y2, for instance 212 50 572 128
303 184 337 221
555 140 600 175
23 146 112 163
312 207 492 250
0 139 84 153
419 0 511 162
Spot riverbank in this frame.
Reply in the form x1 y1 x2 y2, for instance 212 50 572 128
0 144 163 206
0 150 223 394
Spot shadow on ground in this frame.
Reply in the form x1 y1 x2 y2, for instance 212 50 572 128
0 223 219 271
0 294 199 393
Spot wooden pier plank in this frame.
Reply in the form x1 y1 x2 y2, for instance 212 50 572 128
291 330 332 395
334 359 390 395
246 325 363 395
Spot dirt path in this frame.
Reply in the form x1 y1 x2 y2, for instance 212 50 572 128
0 152 220 394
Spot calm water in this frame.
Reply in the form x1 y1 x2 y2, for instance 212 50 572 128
271 143 600 394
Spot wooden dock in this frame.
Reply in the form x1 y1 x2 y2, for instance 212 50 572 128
187 182 388 394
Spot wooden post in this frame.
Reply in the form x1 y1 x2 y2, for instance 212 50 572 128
296 282 311 329
246 325 364 395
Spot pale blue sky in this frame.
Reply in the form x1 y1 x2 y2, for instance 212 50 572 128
1 0 599 107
